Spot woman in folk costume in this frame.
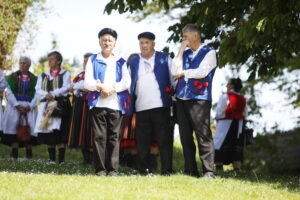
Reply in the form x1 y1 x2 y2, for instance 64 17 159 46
0 69 7 135
1 56 38 159
214 78 247 171
34 51 71 164
68 52 93 164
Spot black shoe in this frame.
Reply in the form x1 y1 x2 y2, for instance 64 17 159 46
203 172 215 179
96 171 107 176
139 168 153 176
184 171 200 178
58 148 66 164
48 148 56 162
161 169 175 176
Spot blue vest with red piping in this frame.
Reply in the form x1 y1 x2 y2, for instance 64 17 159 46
129 51 171 113
87 54 130 114
176 45 215 101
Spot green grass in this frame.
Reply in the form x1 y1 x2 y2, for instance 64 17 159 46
0 141 299 200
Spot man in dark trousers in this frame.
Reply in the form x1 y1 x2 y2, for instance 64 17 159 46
129 32 173 175
84 28 131 176
172 24 217 178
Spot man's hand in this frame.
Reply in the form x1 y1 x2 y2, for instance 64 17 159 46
100 85 115 98
45 93 54 101
16 105 30 114
180 40 189 50
176 71 185 79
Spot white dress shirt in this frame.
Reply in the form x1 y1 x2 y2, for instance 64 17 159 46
84 53 131 111
134 52 172 112
171 44 217 82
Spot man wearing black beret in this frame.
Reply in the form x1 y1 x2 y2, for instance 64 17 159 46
84 28 131 176
128 31 174 175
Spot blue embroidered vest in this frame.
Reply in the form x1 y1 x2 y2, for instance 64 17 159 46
176 45 216 101
7 71 37 102
87 54 130 115
129 51 171 113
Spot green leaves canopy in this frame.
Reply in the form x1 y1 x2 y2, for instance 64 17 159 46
105 0 300 80
0 0 36 69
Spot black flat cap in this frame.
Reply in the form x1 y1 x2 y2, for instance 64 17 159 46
138 32 155 40
98 28 118 39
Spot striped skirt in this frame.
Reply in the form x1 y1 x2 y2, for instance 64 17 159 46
67 97 92 148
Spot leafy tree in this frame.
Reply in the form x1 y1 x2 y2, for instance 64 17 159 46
105 0 300 114
0 0 45 70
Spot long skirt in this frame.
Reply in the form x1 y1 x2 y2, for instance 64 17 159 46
1 100 38 147
215 119 244 165
120 114 137 149
37 100 71 145
120 113 158 150
67 98 92 148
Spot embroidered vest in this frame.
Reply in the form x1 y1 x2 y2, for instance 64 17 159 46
176 45 215 101
225 92 246 119
87 54 130 115
6 71 37 102
40 70 68 102
129 51 171 113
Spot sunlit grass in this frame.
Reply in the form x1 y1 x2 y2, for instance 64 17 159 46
0 141 299 200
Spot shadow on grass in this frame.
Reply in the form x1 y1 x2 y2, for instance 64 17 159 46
216 169 300 193
0 144 299 193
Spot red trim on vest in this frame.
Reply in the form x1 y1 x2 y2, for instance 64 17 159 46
225 92 246 119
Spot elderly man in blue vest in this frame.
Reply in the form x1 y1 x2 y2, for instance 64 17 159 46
172 24 217 179
129 32 173 175
84 28 131 176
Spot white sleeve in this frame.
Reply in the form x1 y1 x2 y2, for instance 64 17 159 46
84 57 98 91
243 103 248 119
184 50 217 80
29 93 39 109
115 63 131 92
50 71 71 97
6 87 19 107
73 80 84 91
171 57 183 77
215 94 228 120
168 56 175 86
35 74 48 100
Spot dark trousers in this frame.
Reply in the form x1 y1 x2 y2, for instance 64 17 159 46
136 107 173 174
176 99 214 176
91 107 122 173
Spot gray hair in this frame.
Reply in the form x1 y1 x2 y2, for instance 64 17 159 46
182 24 201 36
19 56 31 66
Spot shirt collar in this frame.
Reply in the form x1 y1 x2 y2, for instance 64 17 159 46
140 51 156 62
192 43 205 55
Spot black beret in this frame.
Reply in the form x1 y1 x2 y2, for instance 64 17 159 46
138 32 155 40
98 28 118 39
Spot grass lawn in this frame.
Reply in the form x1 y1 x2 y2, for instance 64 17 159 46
0 141 299 200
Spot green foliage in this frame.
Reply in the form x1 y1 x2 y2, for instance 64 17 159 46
0 0 45 70
104 0 300 109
